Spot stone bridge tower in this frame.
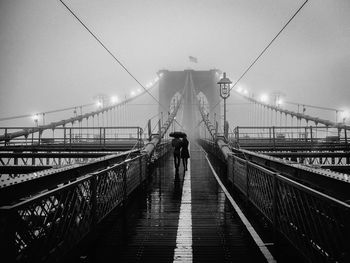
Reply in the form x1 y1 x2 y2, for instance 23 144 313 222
158 69 221 136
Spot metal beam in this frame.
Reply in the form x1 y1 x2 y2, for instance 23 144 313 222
143 91 183 156
0 152 107 158
234 148 350 202
0 165 52 174
0 144 140 152
261 152 350 158
0 149 140 205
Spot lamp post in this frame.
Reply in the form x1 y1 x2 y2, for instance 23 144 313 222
32 114 39 127
217 72 232 138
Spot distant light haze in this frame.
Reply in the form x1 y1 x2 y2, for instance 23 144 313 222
0 0 349 125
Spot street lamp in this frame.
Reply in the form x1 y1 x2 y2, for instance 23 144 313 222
111 96 119 104
32 114 39 127
260 94 269 103
341 110 350 123
217 72 232 139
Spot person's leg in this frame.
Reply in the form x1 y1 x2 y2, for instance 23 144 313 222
175 154 180 169
185 158 188 170
174 153 179 169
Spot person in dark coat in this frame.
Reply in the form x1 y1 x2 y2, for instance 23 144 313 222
181 135 190 171
172 137 182 171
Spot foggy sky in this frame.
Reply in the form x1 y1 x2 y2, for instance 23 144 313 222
0 0 349 125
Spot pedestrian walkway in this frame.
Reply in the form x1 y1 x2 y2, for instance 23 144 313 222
88 143 268 262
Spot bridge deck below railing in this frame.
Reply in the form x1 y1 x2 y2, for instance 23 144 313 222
80 143 281 262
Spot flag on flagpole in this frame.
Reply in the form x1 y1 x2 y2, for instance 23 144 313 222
189 56 198 63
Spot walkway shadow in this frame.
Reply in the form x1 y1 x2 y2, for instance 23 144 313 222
173 172 182 200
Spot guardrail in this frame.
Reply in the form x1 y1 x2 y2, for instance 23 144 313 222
0 126 144 149
230 154 350 262
0 89 182 262
231 126 349 151
0 149 141 205
0 139 173 263
200 139 350 262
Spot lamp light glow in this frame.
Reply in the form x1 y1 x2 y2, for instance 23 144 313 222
276 98 283 106
32 114 39 121
260 94 269 103
111 96 119 104
340 109 350 122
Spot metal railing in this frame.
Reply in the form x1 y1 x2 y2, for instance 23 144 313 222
0 127 144 149
0 152 149 262
201 139 350 262
0 92 181 262
228 153 350 262
231 126 349 150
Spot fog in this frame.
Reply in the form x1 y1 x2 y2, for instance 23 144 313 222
0 0 349 125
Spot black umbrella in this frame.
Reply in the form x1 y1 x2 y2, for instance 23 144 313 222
169 131 187 138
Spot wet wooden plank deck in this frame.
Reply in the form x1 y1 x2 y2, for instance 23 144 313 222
87 143 267 262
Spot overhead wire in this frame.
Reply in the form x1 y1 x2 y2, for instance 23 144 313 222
210 0 309 112
0 78 159 123
285 101 341 112
0 103 94 122
58 0 167 111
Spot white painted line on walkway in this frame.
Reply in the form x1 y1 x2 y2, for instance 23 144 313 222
204 153 277 263
173 160 192 263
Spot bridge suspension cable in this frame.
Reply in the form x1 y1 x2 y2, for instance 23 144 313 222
211 0 309 112
58 0 167 111
0 86 154 142
235 91 350 130
0 103 94 122
285 101 340 112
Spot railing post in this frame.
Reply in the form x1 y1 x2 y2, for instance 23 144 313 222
345 128 349 164
69 128 72 146
148 119 152 141
138 128 141 148
63 127 66 147
273 173 278 249
304 127 308 143
99 128 102 146
103 128 106 147
4 128 7 146
91 175 98 228
310 126 313 145
272 126 276 150
345 128 348 146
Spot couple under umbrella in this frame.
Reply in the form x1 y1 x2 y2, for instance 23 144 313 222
170 131 190 172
